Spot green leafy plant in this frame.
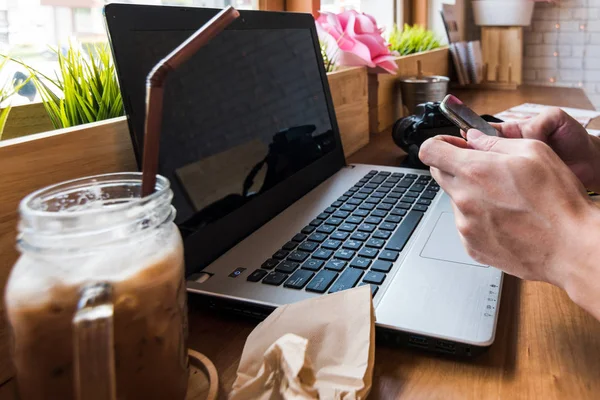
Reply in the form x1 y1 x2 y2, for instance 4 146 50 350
0 56 28 139
10 42 124 129
320 40 337 73
388 24 441 56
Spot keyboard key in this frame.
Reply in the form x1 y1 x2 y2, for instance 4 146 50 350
371 260 393 272
385 210 424 252
376 203 393 211
406 174 417 179
363 271 386 285
325 259 347 272
334 249 355 260
262 271 288 286
391 208 408 216
331 231 350 241
247 269 268 282
301 225 315 234
398 179 414 188
306 270 338 293
409 184 426 193
386 177 400 183
367 170 378 176
262 259 279 270
293 233 307 242
366 238 385 248
322 239 342 250
332 210 350 219
382 197 398 204
354 193 368 200
421 190 437 200
344 190 355 197
391 187 407 194
365 216 382 224
351 231 370 241
347 198 362 206
380 222 397 231
404 191 419 198
348 187 359 193
329 268 363 293
317 224 336 234
313 248 334 260
276 260 300 273
375 187 391 193
339 223 358 232
385 215 402 223
332 201 343 207
273 250 289 259
341 204 357 212
400 197 416 204
372 230 391 240
309 218 323 226
359 282 379 297
371 209 388 218
317 212 330 220
369 175 386 184
381 182 395 188
397 203 411 210
302 259 324 271
427 185 440 192
379 250 399 262
343 240 363 250
358 223 376 233
419 175 432 181
359 203 375 211
298 241 319 252
347 216 363 224
284 270 315 289
371 192 385 198
308 233 327 242
413 204 429 212
353 209 370 217
365 197 381 204
417 198 431 205
380 171 391 176
358 247 379 258
288 251 310 262
324 207 336 213
338 195 349 202
359 188 373 194
387 192 401 199
365 183 378 189
282 241 298 250
391 172 404 178
325 217 343 226
350 257 372 269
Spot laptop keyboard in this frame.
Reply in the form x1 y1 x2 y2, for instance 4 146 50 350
248 170 440 296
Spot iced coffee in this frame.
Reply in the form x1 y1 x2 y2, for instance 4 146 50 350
4 173 189 400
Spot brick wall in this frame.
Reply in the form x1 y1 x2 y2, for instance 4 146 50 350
523 1 600 109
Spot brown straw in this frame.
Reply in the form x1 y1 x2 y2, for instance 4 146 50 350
141 6 240 197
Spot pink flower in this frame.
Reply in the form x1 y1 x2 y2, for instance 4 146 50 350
316 10 398 74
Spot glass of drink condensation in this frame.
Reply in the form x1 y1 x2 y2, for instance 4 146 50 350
4 173 189 399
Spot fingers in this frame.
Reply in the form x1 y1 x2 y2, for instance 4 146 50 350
429 166 456 192
490 121 521 139
419 136 469 176
466 129 520 154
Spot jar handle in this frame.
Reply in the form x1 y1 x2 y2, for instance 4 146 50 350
72 282 117 400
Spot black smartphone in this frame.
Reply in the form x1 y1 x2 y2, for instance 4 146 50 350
439 94 500 137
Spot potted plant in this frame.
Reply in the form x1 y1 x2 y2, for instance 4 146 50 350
472 0 542 27
316 10 398 155
369 24 449 134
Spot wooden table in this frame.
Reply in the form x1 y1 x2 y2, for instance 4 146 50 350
2 86 599 399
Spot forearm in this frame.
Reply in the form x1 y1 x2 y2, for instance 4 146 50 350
562 202 600 321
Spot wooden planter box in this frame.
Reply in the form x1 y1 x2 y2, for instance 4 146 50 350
1 102 53 140
368 47 449 134
326 66 369 157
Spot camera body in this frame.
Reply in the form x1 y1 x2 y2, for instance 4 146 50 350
392 101 501 168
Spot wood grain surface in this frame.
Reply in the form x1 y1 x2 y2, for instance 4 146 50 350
1 86 599 399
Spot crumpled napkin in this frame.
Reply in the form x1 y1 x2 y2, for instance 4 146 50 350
229 285 375 400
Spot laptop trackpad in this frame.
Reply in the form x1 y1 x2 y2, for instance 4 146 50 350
420 212 488 268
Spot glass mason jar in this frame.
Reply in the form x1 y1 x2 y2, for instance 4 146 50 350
4 173 188 400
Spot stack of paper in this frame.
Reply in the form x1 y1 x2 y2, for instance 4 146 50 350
495 103 600 128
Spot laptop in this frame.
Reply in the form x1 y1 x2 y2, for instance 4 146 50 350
104 4 503 356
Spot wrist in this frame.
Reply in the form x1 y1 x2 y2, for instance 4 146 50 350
561 201 600 320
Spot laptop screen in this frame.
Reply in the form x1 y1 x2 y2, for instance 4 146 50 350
106 6 345 273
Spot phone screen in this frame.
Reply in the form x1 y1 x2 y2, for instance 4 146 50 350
440 94 499 137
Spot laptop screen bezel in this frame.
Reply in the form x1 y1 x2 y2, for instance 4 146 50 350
104 5 348 274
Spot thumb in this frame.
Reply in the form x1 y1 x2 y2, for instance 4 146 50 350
466 129 514 154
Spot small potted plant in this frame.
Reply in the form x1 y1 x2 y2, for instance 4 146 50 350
316 10 397 156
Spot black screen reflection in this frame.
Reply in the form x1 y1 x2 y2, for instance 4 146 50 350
124 29 336 228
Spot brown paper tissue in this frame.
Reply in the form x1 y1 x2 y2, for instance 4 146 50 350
229 285 375 400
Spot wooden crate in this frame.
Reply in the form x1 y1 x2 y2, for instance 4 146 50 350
1 102 53 140
481 27 523 85
368 47 449 134
327 66 369 157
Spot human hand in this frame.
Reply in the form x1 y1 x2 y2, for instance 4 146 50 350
491 108 600 193
418 130 598 289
